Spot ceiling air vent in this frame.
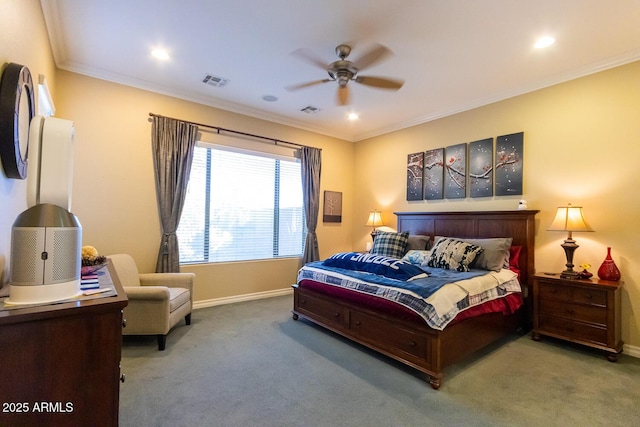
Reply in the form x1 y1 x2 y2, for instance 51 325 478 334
202 74 229 88
300 105 320 114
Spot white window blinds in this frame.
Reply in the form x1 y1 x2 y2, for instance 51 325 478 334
177 144 305 263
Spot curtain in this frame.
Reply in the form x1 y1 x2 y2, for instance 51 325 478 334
151 116 199 272
300 146 322 264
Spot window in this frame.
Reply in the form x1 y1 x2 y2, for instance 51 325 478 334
177 144 305 263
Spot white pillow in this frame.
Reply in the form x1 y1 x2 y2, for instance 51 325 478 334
402 250 432 266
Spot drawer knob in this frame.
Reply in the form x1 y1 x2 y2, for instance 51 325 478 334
120 373 126 383
355 321 361 326
408 341 417 347
300 299 306 304
122 318 127 328
334 312 340 318
585 294 593 300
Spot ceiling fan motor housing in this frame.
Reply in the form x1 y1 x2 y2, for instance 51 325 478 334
327 60 357 85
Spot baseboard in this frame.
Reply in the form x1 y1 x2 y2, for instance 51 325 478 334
624 343 640 358
193 287 293 310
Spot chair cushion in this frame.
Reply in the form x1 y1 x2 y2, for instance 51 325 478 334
169 287 190 313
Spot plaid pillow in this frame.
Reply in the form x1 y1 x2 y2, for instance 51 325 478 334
427 237 483 272
370 231 409 259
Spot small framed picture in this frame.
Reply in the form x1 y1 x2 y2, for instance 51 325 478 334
323 190 342 223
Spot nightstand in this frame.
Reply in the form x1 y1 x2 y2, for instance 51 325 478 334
532 274 623 361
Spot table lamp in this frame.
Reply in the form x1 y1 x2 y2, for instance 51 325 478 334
366 210 384 241
548 203 593 279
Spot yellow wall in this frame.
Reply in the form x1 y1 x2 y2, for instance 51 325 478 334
53 71 355 303
354 61 640 347
0 0 57 285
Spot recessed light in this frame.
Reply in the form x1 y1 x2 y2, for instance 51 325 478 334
151 48 170 60
347 113 359 121
262 95 278 102
534 36 555 49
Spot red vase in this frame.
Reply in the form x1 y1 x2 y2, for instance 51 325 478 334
597 247 621 281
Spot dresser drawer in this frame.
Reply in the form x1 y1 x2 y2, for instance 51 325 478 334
351 311 430 364
538 314 572 336
538 315 608 345
572 287 607 306
572 322 608 346
538 281 572 301
296 291 349 329
539 299 607 325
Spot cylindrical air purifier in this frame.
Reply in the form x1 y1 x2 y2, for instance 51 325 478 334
7 203 82 305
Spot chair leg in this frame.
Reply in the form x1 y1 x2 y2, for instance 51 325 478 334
157 334 167 351
185 313 192 325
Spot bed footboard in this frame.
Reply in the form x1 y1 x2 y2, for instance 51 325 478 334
293 284 445 388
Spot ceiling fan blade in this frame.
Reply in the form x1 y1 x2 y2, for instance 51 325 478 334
285 79 332 91
353 43 392 70
337 85 350 106
354 75 404 90
291 48 329 70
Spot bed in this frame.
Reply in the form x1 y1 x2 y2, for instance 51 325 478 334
292 210 538 389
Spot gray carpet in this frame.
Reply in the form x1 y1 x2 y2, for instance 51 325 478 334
119 295 640 427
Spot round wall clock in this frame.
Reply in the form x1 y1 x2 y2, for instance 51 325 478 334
0 62 35 179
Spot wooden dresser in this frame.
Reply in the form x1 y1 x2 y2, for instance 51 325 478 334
532 273 623 361
0 262 128 426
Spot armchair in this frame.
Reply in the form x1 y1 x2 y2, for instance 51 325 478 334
108 254 194 350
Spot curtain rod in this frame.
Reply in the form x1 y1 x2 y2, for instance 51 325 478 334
149 113 319 151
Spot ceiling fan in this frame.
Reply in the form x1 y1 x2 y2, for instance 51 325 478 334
286 44 404 106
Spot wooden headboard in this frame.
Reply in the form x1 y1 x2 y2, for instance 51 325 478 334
395 210 539 293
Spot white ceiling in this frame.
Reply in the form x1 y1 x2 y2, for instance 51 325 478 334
41 0 640 142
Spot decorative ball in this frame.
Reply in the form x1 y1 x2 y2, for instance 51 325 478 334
82 245 99 261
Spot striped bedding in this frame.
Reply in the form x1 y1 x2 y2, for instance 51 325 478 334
297 261 521 330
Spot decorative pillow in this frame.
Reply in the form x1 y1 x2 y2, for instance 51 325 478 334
426 237 484 272
402 249 431 266
370 231 409 259
323 252 428 281
406 235 431 252
507 245 522 273
462 237 513 271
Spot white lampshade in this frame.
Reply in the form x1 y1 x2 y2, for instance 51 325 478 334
365 210 384 228
548 204 593 232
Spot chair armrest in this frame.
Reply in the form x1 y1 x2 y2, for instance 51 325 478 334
123 286 171 301
139 272 194 292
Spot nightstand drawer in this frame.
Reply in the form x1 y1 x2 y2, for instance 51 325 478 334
538 315 608 345
572 287 607 306
538 282 571 301
539 299 607 325
572 322 608 346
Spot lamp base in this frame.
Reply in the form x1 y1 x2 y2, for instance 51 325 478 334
560 238 579 280
560 270 581 279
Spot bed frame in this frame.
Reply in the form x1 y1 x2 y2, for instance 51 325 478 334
292 210 538 389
